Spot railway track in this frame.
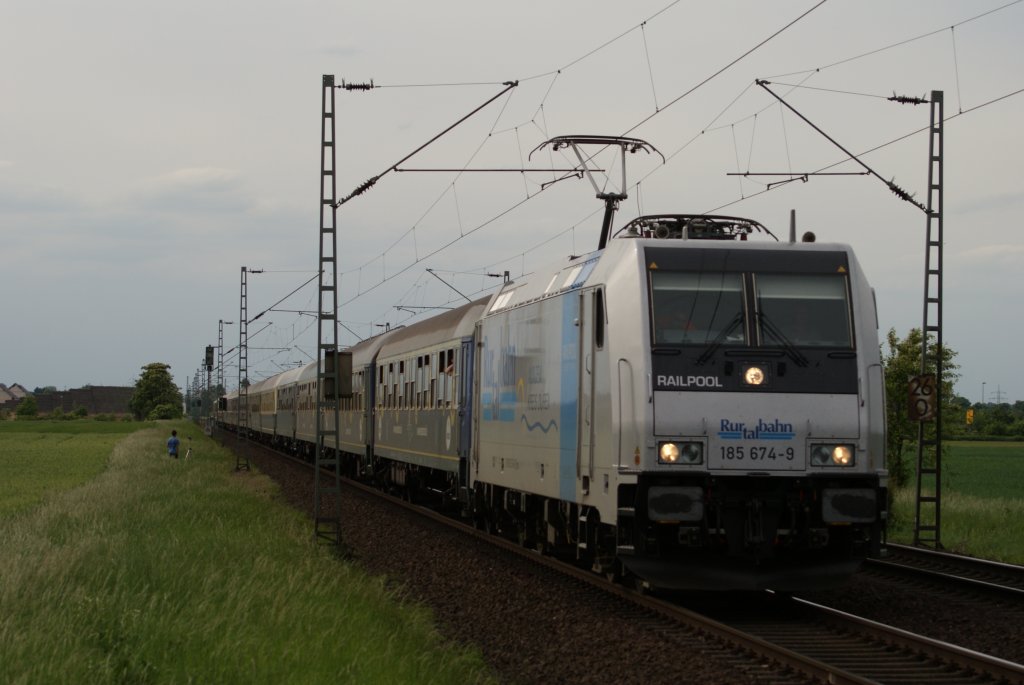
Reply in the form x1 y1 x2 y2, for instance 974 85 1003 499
866 542 1024 600
696 592 1024 685
224 435 1024 684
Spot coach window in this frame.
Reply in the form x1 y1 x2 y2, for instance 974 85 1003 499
427 352 436 408
650 271 745 345
754 273 853 348
428 353 434 407
422 355 427 408
451 348 458 405
440 348 455 406
594 288 605 349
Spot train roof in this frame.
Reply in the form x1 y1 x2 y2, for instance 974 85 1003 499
378 296 492 360
483 213 862 317
346 326 408 367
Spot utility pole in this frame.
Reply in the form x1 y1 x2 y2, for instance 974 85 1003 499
236 267 260 471
315 75 347 548
913 91 945 549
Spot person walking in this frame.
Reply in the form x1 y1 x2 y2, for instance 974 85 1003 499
167 429 180 459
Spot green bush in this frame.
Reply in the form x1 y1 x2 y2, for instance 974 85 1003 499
146 403 180 420
15 397 38 419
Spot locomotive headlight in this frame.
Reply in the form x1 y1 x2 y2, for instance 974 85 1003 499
832 445 853 466
658 441 703 465
743 365 766 386
659 442 681 463
810 443 855 467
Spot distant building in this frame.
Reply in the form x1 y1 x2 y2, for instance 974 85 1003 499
34 386 134 415
7 383 28 399
1 384 133 415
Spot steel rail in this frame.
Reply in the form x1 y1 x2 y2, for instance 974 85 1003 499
868 543 1024 599
788 596 1024 685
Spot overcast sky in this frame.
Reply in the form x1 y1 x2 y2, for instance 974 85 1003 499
3 0 1022 405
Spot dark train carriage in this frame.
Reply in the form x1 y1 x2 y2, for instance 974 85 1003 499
373 297 491 502
336 328 407 470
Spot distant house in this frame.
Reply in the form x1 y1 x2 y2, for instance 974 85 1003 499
0 384 13 406
7 384 29 399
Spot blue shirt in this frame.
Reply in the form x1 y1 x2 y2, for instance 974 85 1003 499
167 436 180 456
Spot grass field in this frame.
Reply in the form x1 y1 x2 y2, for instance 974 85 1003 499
0 420 148 515
888 440 1024 564
0 421 495 684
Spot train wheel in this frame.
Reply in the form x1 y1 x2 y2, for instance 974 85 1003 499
603 559 623 584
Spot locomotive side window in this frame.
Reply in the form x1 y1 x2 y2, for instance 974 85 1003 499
754 273 853 348
650 271 745 345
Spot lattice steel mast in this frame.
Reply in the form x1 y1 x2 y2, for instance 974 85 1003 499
913 91 944 548
236 266 251 471
315 75 345 547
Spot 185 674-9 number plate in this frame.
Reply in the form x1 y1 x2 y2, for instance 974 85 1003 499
714 443 803 469
714 418 803 469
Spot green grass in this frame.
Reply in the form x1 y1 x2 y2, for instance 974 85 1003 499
0 422 496 684
942 440 1024 500
889 440 1024 564
0 420 146 514
0 418 150 434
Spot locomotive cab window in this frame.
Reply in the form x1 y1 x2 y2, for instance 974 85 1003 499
650 271 745 345
754 274 853 348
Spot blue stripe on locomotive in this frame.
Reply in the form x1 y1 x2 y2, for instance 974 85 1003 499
480 390 517 422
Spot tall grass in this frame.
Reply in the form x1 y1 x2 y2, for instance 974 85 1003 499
0 423 495 684
889 440 1024 564
0 429 125 515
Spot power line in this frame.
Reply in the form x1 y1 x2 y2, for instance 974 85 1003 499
256 1 1020 349
335 81 519 207
333 1 825 320
704 85 1024 214
756 80 926 212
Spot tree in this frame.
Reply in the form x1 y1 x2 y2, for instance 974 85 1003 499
129 363 183 420
881 328 960 489
972 401 1024 437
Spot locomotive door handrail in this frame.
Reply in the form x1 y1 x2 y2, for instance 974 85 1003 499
578 290 597 489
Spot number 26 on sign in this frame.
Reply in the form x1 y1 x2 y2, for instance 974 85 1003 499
908 374 937 422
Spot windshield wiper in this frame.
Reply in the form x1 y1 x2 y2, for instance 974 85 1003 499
696 313 744 366
756 313 809 368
